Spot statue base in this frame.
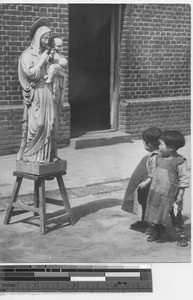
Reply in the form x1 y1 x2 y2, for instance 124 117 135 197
16 160 67 175
5 159 72 234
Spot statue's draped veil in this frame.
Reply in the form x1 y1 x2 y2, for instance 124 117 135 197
18 26 51 105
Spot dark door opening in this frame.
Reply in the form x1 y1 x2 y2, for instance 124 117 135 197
69 4 111 137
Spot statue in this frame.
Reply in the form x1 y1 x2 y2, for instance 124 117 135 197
17 18 67 164
4 19 71 223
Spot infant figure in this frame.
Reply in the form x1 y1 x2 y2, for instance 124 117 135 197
45 56 67 84
45 36 67 100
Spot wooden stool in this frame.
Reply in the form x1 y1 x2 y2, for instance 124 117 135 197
4 170 74 234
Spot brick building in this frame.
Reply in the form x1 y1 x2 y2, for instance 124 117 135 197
0 3 191 155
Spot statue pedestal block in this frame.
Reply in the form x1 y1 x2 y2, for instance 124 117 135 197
16 160 67 175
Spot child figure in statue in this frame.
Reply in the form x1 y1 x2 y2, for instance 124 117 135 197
45 35 68 102
44 35 68 161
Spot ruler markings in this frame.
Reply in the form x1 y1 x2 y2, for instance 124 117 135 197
0 265 152 292
0 281 152 292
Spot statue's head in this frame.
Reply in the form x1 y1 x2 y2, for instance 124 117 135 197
30 18 50 39
29 18 51 51
40 32 51 49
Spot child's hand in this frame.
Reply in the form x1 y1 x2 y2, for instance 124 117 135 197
138 177 151 189
173 202 178 216
47 48 55 62
138 181 147 189
175 194 183 206
52 65 65 78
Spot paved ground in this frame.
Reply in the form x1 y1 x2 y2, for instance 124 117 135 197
0 136 191 263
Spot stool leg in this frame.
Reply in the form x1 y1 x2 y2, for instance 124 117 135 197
56 175 74 224
4 177 23 224
39 180 46 234
34 181 39 216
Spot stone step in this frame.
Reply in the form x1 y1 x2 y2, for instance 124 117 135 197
70 130 132 149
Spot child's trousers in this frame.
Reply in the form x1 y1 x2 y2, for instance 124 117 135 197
137 186 150 220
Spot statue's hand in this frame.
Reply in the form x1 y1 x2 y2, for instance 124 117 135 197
52 66 65 78
50 48 55 56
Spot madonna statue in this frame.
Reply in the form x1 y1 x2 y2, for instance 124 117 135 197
17 18 65 164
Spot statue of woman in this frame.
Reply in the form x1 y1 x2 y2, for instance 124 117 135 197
17 18 62 164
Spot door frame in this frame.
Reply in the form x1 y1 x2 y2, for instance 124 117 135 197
110 4 122 130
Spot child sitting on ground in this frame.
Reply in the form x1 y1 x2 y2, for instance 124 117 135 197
121 126 161 234
144 130 189 247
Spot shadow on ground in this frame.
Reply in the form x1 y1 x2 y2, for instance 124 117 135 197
0 185 191 263
3 198 121 234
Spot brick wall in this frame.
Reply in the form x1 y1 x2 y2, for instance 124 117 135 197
0 106 23 155
119 4 191 136
0 3 69 155
0 4 191 155
119 96 191 139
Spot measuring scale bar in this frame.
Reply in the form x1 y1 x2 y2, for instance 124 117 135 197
1 271 140 281
0 264 152 292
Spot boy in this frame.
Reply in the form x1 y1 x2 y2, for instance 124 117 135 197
121 127 161 233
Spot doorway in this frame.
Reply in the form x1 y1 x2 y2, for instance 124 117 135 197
69 4 118 137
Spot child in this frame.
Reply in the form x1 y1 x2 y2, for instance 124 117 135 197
121 126 161 233
144 130 189 247
45 35 68 100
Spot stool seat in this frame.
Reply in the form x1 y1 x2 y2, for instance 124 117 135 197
4 168 73 234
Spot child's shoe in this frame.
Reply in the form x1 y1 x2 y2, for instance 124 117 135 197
130 220 148 230
159 226 166 234
147 232 161 242
177 235 188 247
145 224 155 235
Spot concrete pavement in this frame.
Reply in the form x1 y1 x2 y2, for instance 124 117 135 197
0 136 191 263
0 136 191 199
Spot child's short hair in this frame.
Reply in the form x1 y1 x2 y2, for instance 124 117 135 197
142 126 161 148
52 37 63 47
160 130 185 150
48 34 62 48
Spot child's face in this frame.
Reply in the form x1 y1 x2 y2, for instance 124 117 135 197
159 139 172 157
53 38 63 52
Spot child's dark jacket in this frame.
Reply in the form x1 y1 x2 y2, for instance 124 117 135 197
121 155 148 213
